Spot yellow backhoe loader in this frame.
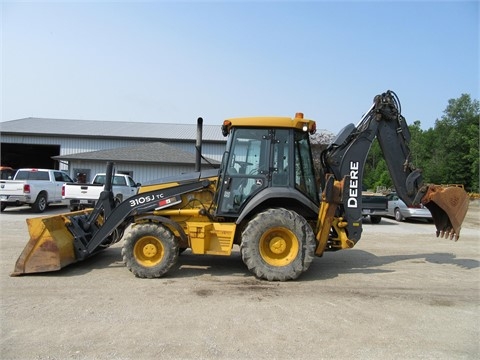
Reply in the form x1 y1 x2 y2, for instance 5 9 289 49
12 91 469 281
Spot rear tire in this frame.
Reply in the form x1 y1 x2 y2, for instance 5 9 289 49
122 223 179 278
240 208 316 281
370 215 382 224
32 193 47 213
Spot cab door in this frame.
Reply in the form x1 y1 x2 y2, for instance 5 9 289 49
216 128 271 216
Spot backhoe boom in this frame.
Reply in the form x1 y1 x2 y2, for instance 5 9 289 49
317 91 469 253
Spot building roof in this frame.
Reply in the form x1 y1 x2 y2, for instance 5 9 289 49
0 117 226 142
52 141 220 166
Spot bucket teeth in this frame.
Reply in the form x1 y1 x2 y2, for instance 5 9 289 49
435 226 460 242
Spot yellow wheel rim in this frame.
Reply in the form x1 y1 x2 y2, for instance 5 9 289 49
133 236 164 267
259 227 299 266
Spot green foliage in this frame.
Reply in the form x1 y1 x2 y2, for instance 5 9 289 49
363 139 392 191
435 94 480 192
364 94 479 193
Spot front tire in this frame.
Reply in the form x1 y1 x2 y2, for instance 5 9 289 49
122 223 179 278
240 208 316 281
394 208 404 222
114 197 122 207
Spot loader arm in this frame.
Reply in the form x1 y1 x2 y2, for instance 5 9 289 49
12 163 211 275
316 91 469 254
67 179 212 261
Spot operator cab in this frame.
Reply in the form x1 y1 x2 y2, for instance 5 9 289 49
214 115 318 218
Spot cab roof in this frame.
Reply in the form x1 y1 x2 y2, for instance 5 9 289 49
222 114 317 136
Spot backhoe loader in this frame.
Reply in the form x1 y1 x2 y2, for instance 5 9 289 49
12 91 470 281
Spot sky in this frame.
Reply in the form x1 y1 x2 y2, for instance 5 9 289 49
1 0 478 134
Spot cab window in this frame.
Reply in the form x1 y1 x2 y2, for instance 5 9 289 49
294 131 318 202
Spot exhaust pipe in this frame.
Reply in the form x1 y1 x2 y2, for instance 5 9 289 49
105 161 114 192
195 117 203 172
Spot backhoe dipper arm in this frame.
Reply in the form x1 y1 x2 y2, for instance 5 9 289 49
319 90 468 245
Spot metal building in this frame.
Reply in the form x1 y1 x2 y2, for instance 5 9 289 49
0 117 226 184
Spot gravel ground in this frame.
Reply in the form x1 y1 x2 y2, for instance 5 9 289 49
0 202 479 360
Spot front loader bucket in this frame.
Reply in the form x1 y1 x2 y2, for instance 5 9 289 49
422 185 470 241
11 213 80 276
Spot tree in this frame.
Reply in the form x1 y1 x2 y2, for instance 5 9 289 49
363 139 392 191
431 94 479 192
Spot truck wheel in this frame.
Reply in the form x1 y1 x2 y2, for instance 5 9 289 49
240 208 316 281
32 193 47 213
114 197 122 207
0 203 6 212
370 215 382 224
394 208 404 222
122 223 179 278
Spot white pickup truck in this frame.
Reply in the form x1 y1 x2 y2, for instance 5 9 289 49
63 173 140 211
0 168 74 212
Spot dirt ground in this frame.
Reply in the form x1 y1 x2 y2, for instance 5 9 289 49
0 202 479 360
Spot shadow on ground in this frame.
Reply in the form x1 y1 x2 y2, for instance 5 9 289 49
18 245 479 282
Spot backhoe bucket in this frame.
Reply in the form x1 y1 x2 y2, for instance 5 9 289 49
422 185 469 241
11 212 84 276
